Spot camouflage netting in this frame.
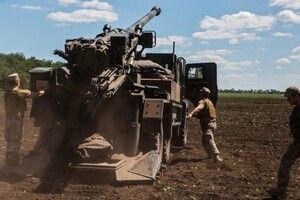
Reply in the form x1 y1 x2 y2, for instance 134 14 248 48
133 60 173 80
65 40 110 86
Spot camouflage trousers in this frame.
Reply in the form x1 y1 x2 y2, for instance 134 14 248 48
277 141 300 188
201 121 220 157
4 119 24 165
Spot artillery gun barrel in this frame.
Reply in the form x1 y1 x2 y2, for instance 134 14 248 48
97 6 161 44
126 6 161 32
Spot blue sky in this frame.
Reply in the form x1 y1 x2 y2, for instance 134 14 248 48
0 0 300 90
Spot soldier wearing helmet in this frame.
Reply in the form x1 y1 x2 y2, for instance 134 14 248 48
186 87 222 162
267 86 300 198
4 73 45 167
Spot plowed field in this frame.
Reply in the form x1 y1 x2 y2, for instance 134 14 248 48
0 95 299 199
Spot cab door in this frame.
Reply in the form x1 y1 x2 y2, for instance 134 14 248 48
184 62 218 107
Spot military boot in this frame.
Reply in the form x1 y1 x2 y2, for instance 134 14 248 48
214 155 223 163
266 186 287 199
5 151 21 167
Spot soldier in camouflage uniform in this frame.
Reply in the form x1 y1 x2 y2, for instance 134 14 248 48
187 87 222 162
4 73 44 166
267 86 300 199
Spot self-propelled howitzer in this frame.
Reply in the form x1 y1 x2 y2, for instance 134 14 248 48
26 6 218 185
53 6 161 95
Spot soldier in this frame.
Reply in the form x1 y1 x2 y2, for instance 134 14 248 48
3 73 45 166
267 86 300 199
186 87 222 162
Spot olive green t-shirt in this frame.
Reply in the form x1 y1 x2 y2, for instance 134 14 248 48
4 89 31 118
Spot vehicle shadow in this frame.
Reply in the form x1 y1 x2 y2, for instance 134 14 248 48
0 167 26 184
170 145 194 153
33 169 69 194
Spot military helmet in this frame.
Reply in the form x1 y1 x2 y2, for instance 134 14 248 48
283 86 300 97
200 87 211 94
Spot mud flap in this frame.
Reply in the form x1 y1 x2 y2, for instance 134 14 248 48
128 150 161 179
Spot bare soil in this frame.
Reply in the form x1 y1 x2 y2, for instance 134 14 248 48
0 96 299 200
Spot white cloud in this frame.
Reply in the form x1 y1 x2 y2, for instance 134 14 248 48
289 54 300 62
276 58 291 64
47 9 118 23
192 29 261 41
188 49 232 61
12 4 44 10
292 46 300 53
54 23 70 27
193 29 237 40
193 11 274 43
186 49 253 71
229 38 238 44
276 66 284 69
220 73 257 79
58 0 80 7
258 48 267 52
80 0 113 10
239 32 262 41
269 0 300 10
200 12 276 31
219 73 259 89
219 73 299 90
272 32 293 37
222 61 253 71
284 74 300 78
156 36 191 47
290 46 300 62
277 10 300 24
48 1 117 24
218 73 289 90
187 52 227 64
282 74 300 87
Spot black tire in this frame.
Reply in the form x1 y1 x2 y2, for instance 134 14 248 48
171 99 188 148
171 125 187 148
178 118 188 146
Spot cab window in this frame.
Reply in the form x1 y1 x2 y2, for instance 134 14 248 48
188 67 203 79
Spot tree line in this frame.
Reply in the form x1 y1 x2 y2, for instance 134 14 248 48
0 52 283 94
0 52 63 90
219 88 283 94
